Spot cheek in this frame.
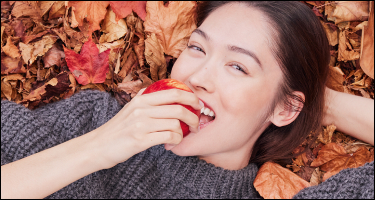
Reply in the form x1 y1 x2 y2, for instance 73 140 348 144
222 81 275 119
171 51 195 80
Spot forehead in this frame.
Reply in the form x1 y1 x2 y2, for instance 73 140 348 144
198 3 272 52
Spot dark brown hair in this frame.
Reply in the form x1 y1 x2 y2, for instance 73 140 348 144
196 1 330 166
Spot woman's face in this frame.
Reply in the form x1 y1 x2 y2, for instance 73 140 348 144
169 3 284 169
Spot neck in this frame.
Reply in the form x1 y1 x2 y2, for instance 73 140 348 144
198 149 252 170
197 121 271 170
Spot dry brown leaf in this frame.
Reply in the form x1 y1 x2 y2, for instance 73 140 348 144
48 1 65 20
43 43 65 68
311 143 347 167
309 167 322 186
333 1 369 24
1 79 13 101
96 40 126 53
1 26 4 46
144 1 197 58
1 55 26 75
22 78 57 102
318 124 336 144
99 7 128 43
145 33 166 82
321 147 372 181
326 64 345 92
338 30 360 61
321 20 339 46
118 79 143 98
254 162 310 199
360 1 374 78
19 35 58 65
68 1 110 32
38 1 55 17
127 13 146 68
118 49 137 79
11 1 42 21
3 37 21 59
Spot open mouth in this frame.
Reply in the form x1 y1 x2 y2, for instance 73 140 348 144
199 103 216 129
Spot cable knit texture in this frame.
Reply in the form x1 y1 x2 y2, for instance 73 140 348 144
1 90 373 199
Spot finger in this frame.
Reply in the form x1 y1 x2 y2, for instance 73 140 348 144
135 88 147 97
145 131 183 146
135 105 200 132
141 89 203 111
134 118 183 136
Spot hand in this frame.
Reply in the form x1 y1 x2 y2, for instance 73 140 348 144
90 88 203 169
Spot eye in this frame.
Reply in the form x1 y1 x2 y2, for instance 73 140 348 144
229 63 247 74
187 44 205 54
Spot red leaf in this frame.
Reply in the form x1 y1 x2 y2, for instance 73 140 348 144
63 38 110 85
109 1 147 21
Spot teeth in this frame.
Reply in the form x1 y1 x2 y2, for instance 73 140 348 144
200 106 215 117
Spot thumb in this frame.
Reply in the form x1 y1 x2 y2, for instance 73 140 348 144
135 88 147 97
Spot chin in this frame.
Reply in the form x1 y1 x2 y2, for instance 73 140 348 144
166 143 199 157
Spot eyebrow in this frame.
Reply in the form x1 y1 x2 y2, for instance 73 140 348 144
192 28 263 70
227 45 263 70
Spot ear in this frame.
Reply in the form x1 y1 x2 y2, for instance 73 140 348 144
269 91 305 127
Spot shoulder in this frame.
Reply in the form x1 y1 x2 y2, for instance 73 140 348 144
293 161 374 199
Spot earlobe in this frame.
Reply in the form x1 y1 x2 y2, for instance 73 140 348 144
270 91 305 127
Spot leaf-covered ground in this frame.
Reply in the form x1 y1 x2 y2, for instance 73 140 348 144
1 1 374 199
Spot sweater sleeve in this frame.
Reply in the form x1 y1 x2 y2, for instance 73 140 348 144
1 90 122 198
293 161 374 199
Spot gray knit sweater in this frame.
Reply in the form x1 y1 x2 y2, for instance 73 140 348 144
1 90 374 199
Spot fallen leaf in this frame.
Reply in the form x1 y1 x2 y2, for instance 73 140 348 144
1 55 26 75
360 1 374 78
63 38 111 85
118 79 143 98
321 146 372 181
19 35 58 65
1 79 13 100
126 13 145 68
309 167 322 186
333 1 369 24
338 30 360 61
310 143 347 167
118 49 137 79
254 162 310 199
144 33 167 82
296 166 315 182
144 1 197 58
68 1 110 31
11 1 42 21
321 20 339 46
10 20 25 38
109 1 147 21
3 37 21 59
99 7 128 43
48 1 66 20
317 124 336 144
43 43 65 68
96 40 125 54
326 64 345 92
38 1 55 17
310 143 373 181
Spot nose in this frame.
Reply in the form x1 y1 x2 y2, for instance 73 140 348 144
188 61 216 93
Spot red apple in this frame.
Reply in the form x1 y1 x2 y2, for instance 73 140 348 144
142 79 200 137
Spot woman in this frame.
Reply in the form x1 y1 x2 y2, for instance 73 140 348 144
1 1 374 199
